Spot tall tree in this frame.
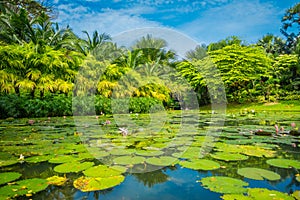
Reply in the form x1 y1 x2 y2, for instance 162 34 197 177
281 3 300 53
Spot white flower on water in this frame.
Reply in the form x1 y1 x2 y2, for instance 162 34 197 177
119 127 129 136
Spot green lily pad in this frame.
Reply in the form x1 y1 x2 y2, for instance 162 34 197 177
0 178 48 199
179 159 220 170
221 194 253 200
247 188 294 200
296 176 300 182
73 175 125 192
0 160 18 167
210 152 249 161
49 155 81 164
146 156 178 166
200 176 249 194
0 172 22 185
266 159 300 169
238 145 276 158
83 165 122 178
26 155 53 163
237 168 281 181
113 156 145 165
292 190 300 200
110 165 128 173
46 176 67 186
135 150 164 157
54 161 94 173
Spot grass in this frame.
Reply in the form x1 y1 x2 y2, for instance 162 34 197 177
200 100 300 112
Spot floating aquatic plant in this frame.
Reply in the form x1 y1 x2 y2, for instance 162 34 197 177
0 178 48 199
179 159 220 170
83 165 122 177
73 175 125 192
54 161 94 173
0 172 22 185
237 168 281 181
47 176 67 186
266 159 300 169
199 176 249 194
210 152 249 162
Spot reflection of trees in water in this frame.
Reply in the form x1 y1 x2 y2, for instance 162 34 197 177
133 169 170 188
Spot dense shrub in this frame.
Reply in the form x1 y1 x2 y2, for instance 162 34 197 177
0 94 167 119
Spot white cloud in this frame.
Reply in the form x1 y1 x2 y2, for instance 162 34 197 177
55 8 162 38
177 0 280 43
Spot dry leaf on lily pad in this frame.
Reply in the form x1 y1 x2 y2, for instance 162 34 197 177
73 175 125 192
47 176 67 186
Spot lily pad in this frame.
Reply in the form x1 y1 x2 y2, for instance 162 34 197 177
49 155 81 164
221 194 253 200
0 178 48 199
73 175 125 192
200 176 249 194
0 172 22 185
46 176 67 186
179 159 220 170
26 155 53 163
237 168 281 181
146 156 178 166
83 165 122 177
247 188 294 200
54 161 94 173
266 159 300 169
210 152 249 161
113 156 145 165
135 150 164 157
292 191 300 200
0 160 18 167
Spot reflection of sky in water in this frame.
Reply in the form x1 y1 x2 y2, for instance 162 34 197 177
73 166 300 199
75 167 222 200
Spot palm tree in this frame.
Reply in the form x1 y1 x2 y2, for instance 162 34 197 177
77 30 111 56
186 44 207 60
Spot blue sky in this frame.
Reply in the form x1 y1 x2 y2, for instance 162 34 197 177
50 0 298 45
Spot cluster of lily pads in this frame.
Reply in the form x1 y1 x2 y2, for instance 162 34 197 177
0 110 299 199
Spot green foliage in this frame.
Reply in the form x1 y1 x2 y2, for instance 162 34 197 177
209 44 273 102
0 172 22 185
237 168 281 181
200 176 249 194
179 159 220 170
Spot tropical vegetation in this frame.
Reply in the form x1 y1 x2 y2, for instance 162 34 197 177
0 1 299 118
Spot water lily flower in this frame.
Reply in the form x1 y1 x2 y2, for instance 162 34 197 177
274 125 279 134
95 116 99 119
63 116 66 119
28 120 35 125
119 127 128 136
19 154 24 160
291 122 296 129
105 120 111 125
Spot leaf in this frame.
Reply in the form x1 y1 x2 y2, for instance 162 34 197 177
248 188 294 200
113 156 145 165
179 159 220 170
0 172 22 185
146 156 178 166
73 175 125 192
0 178 48 199
210 152 249 161
54 161 94 173
46 176 67 186
83 165 122 178
237 168 281 181
266 159 300 169
200 176 249 194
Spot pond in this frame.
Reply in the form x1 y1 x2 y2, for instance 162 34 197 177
0 109 300 199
